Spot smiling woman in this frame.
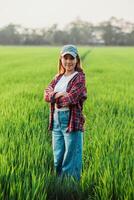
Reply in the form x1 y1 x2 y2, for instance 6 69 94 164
61 54 77 75
44 44 87 181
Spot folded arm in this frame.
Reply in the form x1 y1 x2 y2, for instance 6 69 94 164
56 80 87 108
44 74 66 103
44 75 58 103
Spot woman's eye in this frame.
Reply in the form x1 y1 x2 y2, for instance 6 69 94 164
70 57 74 60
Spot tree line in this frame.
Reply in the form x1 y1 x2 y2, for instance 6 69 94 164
0 17 134 46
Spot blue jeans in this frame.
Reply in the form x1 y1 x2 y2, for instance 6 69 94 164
52 109 83 181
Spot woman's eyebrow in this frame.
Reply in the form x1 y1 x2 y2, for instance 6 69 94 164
64 55 74 59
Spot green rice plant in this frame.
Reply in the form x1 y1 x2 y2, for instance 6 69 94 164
0 46 134 200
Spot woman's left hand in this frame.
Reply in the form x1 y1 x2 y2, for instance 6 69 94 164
45 86 53 93
55 92 68 99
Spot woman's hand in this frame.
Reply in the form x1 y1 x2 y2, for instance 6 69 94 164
45 86 54 93
55 92 68 99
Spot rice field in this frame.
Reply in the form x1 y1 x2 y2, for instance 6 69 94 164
0 46 134 200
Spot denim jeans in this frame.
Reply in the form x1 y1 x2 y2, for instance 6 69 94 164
52 109 83 181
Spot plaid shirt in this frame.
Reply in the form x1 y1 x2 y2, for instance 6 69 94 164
44 71 87 133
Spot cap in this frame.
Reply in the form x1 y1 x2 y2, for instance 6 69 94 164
61 44 78 58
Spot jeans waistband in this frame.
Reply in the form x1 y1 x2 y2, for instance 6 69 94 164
54 107 69 112
54 109 70 113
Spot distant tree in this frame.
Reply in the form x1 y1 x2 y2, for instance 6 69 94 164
127 30 134 45
101 22 121 45
0 24 21 45
0 18 134 45
67 19 94 44
100 17 134 45
44 24 58 44
52 30 70 45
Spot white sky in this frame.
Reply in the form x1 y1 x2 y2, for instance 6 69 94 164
0 0 134 29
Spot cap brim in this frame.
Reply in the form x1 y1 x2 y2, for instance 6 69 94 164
61 51 77 58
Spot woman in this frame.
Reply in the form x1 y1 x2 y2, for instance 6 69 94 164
44 44 87 180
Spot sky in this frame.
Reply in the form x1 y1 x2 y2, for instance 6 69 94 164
0 0 134 29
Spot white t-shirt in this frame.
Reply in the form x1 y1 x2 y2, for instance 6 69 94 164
54 71 78 111
54 71 78 93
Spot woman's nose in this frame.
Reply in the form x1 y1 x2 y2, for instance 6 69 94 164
66 58 71 63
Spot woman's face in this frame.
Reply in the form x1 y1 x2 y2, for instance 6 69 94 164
61 54 77 73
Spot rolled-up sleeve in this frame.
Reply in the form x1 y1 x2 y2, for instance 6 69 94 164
44 76 57 103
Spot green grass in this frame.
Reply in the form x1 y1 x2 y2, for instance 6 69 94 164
0 46 134 200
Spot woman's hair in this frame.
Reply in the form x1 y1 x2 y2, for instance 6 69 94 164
58 54 83 75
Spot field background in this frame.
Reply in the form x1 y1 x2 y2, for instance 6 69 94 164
0 46 134 200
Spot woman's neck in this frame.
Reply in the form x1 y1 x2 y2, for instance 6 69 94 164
64 70 75 76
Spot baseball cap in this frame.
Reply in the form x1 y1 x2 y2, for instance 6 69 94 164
61 44 78 58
